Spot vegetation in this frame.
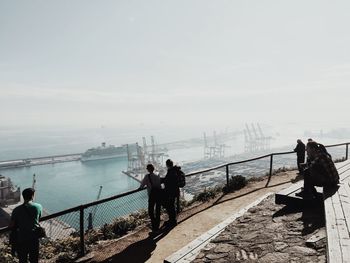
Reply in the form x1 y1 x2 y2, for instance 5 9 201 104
191 186 222 202
222 175 247 193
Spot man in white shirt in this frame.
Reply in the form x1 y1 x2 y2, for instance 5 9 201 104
139 164 162 232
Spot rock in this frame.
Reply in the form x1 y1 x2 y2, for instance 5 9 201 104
213 244 234 254
259 252 289 263
211 235 233 243
274 241 288 251
287 246 317 256
205 253 227 260
306 229 326 249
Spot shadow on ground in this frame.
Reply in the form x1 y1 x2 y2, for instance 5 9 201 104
100 227 172 263
178 179 291 225
273 202 325 236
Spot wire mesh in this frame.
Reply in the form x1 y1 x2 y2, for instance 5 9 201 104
228 157 271 179
326 145 347 161
84 189 148 230
272 152 298 171
1 143 347 262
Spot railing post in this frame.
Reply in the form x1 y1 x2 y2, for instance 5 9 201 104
226 165 229 186
346 143 349 160
265 154 273 187
79 206 85 256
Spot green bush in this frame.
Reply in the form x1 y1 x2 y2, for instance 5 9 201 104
192 186 222 203
222 175 247 193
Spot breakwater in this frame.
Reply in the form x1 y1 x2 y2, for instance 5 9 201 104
0 153 82 170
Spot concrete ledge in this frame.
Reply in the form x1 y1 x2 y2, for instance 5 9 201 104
164 192 273 263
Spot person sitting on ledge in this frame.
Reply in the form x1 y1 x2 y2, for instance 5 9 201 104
296 141 339 199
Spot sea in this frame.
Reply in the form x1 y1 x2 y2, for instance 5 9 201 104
0 124 347 215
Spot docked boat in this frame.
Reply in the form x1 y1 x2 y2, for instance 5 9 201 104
81 142 138 162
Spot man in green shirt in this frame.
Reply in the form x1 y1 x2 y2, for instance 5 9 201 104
10 188 43 263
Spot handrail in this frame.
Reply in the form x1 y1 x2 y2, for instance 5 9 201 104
1 142 349 237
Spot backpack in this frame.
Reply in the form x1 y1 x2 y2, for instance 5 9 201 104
175 166 186 188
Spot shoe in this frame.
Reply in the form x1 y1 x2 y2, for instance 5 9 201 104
163 220 177 228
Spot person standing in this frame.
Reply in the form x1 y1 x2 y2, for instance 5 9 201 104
139 164 162 232
10 188 43 263
294 139 306 174
162 159 179 228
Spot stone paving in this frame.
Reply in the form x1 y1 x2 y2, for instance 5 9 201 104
192 196 326 263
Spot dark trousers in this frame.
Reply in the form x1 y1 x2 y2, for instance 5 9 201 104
303 169 318 196
148 192 161 230
17 238 39 263
297 156 305 174
165 196 177 224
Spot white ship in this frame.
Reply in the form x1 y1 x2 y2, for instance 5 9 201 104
81 142 138 162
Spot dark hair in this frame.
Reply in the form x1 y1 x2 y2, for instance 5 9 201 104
146 164 154 172
166 159 173 167
22 188 35 201
306 141 319 151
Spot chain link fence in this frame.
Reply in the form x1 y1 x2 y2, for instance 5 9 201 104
0 142 348 262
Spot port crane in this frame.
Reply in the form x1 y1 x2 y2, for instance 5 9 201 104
87 186 103 230
32 174 36 189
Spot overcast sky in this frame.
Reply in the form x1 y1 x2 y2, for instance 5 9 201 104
1 0 349 130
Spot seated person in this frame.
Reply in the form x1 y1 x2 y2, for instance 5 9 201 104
297 141 339 199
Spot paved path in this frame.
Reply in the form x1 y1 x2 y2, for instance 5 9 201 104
146 172 297 263
83 171 298 263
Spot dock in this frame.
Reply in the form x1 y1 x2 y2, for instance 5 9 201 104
0 153 82 170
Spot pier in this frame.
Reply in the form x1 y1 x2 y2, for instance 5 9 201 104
0 153 82 170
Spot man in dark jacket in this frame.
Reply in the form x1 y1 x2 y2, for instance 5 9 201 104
162 159 179 228
294 139 306 174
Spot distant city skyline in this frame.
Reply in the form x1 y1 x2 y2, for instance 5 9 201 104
1 1 349 130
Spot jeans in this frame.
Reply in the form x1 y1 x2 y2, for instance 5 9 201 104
148 191 161 230
17 238 39 263
165 196 177 224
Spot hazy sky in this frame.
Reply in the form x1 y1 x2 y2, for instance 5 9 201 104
1 1 350 129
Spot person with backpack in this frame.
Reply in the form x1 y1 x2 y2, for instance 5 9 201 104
139 164 162 233
9 188 43 263
162 159 179 228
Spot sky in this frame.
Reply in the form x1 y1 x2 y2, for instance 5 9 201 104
1 0 350 131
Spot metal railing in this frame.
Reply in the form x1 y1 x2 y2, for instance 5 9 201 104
0 142 348 259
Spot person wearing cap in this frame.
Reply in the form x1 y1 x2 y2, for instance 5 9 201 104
10 188 43 263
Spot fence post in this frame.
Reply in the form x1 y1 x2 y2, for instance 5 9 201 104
79 206 85 256
346 143 349 160
226 165 229 186
265 154 273 187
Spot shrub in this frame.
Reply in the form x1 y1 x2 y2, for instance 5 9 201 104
222 175 247 193
192 186 222 203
